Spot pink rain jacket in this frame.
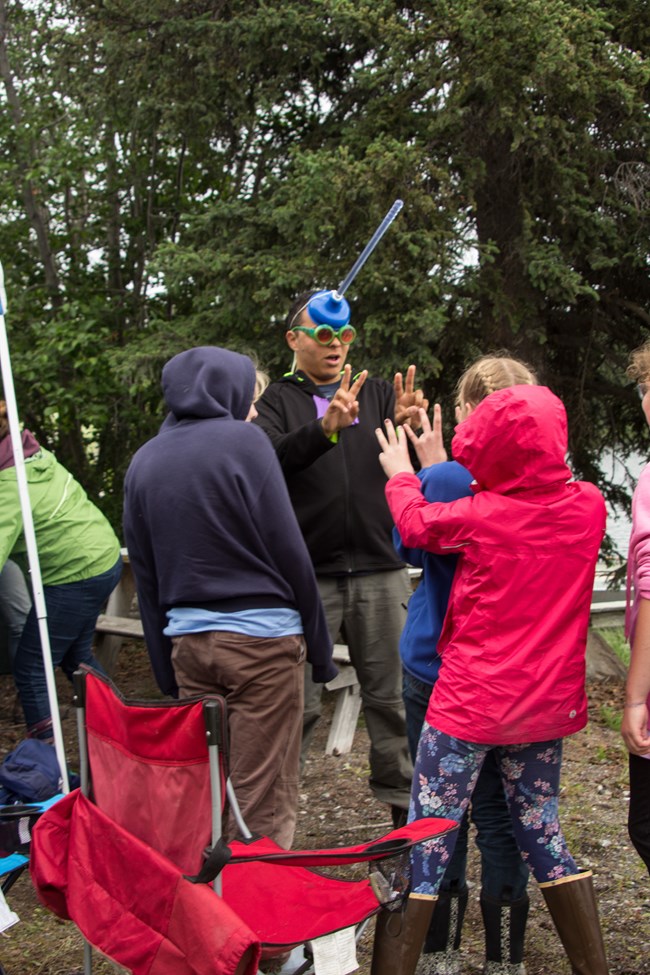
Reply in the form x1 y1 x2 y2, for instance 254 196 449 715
386 385 606 745
626 462 650 645
625 462 650 753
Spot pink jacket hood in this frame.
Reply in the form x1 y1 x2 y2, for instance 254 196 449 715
452 385 572 496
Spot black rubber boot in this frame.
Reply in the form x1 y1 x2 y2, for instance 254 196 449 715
416 884 468 974
391 805 409 830
480 889 529 974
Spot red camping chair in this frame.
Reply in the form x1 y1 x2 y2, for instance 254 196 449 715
29 667 457 975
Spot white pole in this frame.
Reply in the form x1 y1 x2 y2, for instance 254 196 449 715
0 262 69 792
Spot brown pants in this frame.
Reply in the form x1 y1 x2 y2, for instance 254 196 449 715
171 631 305 850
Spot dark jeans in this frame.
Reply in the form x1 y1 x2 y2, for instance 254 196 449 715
13 557 122 728
629 752 650 876
403 669 529 899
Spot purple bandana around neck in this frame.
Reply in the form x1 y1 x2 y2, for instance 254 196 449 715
0 429 41 471
313 395 359 426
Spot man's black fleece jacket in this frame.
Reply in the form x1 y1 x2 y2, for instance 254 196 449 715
253 371 406 576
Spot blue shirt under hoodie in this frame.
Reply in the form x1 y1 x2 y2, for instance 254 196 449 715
123 346 336 697
394 460 473 686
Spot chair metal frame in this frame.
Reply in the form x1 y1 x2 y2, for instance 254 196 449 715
46 667 456 975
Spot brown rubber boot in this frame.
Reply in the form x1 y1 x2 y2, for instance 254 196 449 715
539 871 609 975
371 893 437 975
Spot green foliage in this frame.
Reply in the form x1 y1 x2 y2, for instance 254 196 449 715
593 626 630 667
0 0 647 541
599 704 622 733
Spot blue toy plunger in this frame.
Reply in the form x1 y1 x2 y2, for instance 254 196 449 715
306 199 404 327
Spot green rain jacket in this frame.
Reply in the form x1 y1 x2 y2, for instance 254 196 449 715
0 448 120 585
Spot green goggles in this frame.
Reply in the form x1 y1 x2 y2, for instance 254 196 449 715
292 323 357 346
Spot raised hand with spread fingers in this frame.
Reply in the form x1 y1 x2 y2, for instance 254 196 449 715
375 418 415 480
403 404 448 469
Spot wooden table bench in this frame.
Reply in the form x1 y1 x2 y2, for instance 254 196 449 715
95 552 362 756
94 549 138 674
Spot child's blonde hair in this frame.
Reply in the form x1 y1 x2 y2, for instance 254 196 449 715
456 353 537 410
254 369 270 401
627 339 650 384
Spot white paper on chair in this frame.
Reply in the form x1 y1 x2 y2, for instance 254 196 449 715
310 926 358 975
0 887 19 932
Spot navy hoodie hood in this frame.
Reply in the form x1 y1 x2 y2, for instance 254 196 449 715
161 346 256 426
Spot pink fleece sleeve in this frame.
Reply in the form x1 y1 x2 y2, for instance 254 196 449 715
631 464 650 599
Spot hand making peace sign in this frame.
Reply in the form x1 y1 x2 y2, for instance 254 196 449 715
321 365 369 438
394 364 430 429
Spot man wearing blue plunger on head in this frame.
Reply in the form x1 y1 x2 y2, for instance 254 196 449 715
254 286 426 825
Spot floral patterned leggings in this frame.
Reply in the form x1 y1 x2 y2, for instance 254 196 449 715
409 723 579 896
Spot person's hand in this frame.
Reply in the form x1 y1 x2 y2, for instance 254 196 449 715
375 418 415 479
394 364 430 429
321 365 368 437
403 404 447 468
621 702 650 756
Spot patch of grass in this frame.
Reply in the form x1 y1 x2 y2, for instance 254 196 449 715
598 704 622 733
593 626 630 667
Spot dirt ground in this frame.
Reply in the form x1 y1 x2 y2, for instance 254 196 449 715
0 640 647 975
